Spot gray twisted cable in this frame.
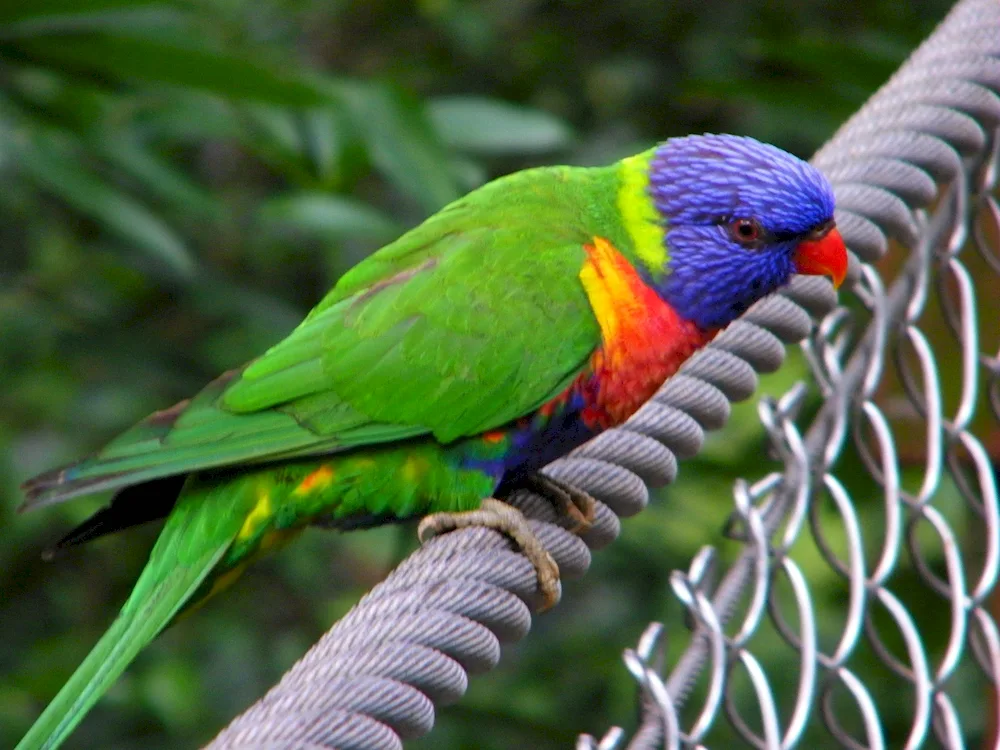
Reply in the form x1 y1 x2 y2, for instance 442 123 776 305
205 1 998 745
589 0 1000 748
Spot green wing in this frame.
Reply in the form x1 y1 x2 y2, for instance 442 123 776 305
224 225 598 440
21 166 609 510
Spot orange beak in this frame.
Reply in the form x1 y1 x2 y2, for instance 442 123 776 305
792 225 848 289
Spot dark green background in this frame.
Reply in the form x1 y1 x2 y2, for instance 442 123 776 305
0 1 978 748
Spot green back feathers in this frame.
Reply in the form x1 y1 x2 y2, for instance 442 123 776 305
221 166 615 437
23 160 654 510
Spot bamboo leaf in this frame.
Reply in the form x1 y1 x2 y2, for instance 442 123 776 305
341 83 461 214
428 96 573 155
11 33 335 108
0 0 166 27
259 192 402 243
17 131 196 277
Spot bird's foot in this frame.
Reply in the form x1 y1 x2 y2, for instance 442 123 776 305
418 497 560 610
517 472 596 534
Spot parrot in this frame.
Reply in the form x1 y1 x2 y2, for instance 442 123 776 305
15 133 847 749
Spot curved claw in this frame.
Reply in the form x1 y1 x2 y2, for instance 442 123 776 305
516 473 597 534
418 497 561 610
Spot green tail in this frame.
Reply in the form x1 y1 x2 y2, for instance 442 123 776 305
17 481 247 750
17 441 493 749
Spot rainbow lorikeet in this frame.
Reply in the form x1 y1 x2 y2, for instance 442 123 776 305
16 134 846 749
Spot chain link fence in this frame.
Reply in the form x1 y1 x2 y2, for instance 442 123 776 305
583 0 1000 746
206 0 1000 747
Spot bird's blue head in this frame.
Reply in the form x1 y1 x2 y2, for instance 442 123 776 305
648 134 846 330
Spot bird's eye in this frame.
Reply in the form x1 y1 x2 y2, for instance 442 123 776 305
728 218 763 246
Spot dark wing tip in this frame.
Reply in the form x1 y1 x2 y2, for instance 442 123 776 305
41 520 97 560
18 467 130 513
42 522 95 560
18 369 243 513
38 477 183 558
18 466 73 512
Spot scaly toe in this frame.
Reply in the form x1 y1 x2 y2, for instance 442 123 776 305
417 498 562 610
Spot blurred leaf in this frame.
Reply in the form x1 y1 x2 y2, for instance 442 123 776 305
447 156 489 191
298 108 347 186
16 131 196 277
259 192 402 244
428 96 573 155
341 83 461 214
240 106 316 182
239 105 354 187
7 66 113 132
0 0 168 28
131 91 239 142
683 77 850 143
10 33 335 108
93 137 220 219
139 657 203 731
752 33 913 90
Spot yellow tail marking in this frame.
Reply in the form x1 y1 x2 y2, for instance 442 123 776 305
402 454 428 482
238 487 273 540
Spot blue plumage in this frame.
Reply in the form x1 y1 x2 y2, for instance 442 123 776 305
648 134 837 328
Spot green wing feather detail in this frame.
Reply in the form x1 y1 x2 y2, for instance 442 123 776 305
21 165 617 509
226 225 599 441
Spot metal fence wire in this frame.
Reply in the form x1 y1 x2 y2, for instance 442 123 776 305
206 0 1000 747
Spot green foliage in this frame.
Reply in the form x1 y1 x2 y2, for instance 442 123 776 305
0 0 964 748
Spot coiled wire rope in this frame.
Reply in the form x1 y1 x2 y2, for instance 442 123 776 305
206 0 1000 746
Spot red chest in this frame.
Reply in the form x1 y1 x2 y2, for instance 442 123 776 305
577 237 715 429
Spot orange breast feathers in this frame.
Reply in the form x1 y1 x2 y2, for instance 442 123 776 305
578 237 715 429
